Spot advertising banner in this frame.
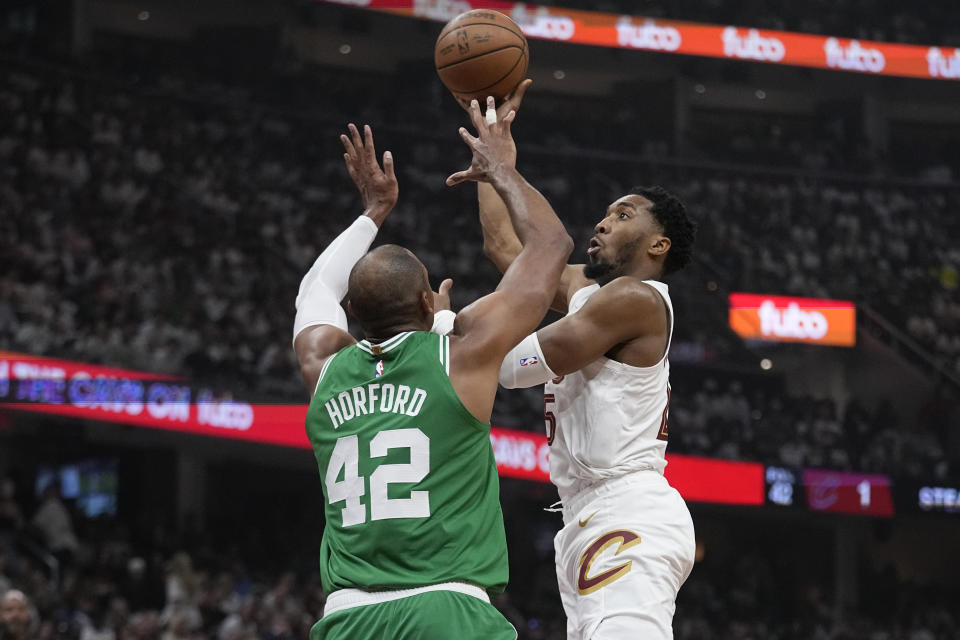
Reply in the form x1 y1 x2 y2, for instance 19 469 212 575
1 352 766 504
318 0 960 81
728 293 856 347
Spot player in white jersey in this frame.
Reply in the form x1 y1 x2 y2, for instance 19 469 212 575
473 83 698 639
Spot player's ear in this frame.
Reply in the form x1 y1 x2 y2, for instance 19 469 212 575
650 235 671 257
346 300 358 319
420 290 435 315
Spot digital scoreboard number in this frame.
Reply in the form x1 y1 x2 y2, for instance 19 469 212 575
802 469 894 517
765 466 801 507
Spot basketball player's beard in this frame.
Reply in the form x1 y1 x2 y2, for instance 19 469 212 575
583 237 642 284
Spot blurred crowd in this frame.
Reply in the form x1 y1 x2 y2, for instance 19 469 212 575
1 56 957 480
546 0 960 46
1 480 958 640
669 377 953 480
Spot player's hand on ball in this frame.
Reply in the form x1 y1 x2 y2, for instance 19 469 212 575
446 96 517 186
340 123 398 217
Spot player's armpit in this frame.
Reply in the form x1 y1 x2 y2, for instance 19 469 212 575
294 325 357 394
537 278 668 375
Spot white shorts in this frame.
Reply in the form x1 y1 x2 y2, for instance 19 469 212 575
554 470 696 640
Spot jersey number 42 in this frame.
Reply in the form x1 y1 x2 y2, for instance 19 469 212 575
325 428 431 527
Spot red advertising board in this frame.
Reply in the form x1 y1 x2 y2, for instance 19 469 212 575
729 293 856 347
317 0 960 81
2 351 764 505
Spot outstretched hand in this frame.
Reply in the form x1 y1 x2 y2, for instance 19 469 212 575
341 123 398 223
446 97 518 187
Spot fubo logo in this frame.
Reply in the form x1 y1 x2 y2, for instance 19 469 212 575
722 27 785 62
927 48 960 79
824 38 885 73
615 18 682 52
728 293 856 347
758 301 828 340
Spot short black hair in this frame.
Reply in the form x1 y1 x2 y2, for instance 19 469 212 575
630 185 696 275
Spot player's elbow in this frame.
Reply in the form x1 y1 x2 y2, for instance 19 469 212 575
523 230 573 268
544 230 575 260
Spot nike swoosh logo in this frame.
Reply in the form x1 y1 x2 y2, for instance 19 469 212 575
578 510 599 527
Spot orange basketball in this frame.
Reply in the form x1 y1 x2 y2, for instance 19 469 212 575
434 9 529 109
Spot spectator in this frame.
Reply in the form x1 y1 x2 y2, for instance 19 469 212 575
0 590 33 640
30 484 79 570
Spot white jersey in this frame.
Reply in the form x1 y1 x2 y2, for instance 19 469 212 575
545 280 673 502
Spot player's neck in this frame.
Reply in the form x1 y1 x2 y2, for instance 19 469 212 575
365 322 430 344
599 264 662 286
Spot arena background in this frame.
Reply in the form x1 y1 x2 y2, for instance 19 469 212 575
0 0 958 638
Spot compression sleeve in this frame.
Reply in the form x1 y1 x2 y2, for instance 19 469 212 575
498 332 557 389
293 215 379 342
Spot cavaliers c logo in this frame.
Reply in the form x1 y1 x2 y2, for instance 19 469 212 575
577 530 642 595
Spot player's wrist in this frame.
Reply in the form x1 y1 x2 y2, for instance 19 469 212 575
487 162 519 187
362 203 394 227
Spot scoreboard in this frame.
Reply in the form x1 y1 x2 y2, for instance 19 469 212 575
802 469 895 517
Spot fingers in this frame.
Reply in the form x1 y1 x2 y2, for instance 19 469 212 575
343 152 359 182
500 109 516 135
457 126 479 147
467 99 487 134
445 169 478 186
484 95 497 126
509 78 532 108
382 150 395 180
348 123 363 155
363 124 376 164
438 278 453 296
340 130 357 159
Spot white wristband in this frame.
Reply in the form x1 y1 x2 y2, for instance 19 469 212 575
430 310 456 336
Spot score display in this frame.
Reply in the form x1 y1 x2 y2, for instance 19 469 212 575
765 466 801 507
802 469 894 517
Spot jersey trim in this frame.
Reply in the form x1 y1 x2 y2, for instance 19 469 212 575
357 331 413 355
443 336 450 375
323 582 490 616
314 349 343 398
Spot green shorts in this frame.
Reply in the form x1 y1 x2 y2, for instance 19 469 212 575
311 589 517 640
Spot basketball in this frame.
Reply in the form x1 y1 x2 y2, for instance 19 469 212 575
434 9 529 108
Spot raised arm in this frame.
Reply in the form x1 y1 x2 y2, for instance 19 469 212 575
446 98 573 420
293 124 397 394
473 81 591 314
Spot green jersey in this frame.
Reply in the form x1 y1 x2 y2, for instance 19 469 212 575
305 331 508 596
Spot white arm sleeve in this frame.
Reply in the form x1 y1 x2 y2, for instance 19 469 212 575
499 332 557 389
293 215 379 342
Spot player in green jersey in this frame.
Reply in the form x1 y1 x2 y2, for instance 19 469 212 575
292 98 573 640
